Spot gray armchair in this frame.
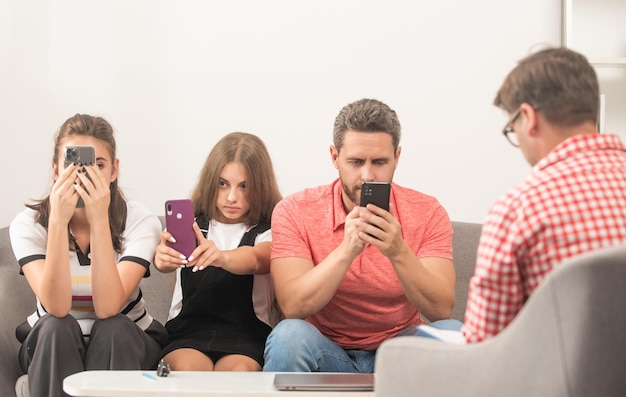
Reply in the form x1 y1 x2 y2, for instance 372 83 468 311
375 242 626 397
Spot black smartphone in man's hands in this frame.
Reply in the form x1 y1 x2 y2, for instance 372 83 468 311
64 145 95 208
360 182 390 211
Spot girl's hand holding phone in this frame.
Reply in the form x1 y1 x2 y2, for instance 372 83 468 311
75 164 111 224
188 223 226 272
49 163 81 225
155 230 191 272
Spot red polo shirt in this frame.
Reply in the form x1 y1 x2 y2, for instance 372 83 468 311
271 179 453 350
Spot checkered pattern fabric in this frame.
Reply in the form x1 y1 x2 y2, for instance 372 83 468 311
463 133 626 343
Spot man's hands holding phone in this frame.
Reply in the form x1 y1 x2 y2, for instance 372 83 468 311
356 202 407 260
358 181 391 241
344 181 405 259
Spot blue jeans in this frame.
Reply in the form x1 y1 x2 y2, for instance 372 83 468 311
400 318 463 339
262 318 463 373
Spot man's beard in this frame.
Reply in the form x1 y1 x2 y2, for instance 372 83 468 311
342 181 361 207
341 179 394 209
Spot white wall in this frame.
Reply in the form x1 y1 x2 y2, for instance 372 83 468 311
1 0 610 228
565 0 626 134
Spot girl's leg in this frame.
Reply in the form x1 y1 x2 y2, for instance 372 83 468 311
162 348 215 371
19 315 85 397
215 354 261 371
86 314 162 370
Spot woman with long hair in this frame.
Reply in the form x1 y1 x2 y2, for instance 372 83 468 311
10 114 166 397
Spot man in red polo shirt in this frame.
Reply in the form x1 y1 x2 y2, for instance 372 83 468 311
263 98 459 373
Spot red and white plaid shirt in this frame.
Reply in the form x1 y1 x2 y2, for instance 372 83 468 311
463 133 626 343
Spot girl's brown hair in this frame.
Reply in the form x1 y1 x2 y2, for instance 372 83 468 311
27 114 127 252
191 132 281 225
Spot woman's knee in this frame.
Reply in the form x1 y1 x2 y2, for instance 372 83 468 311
91 315 140 345
35 315 81 338
92 314 134 333
20 315 84 371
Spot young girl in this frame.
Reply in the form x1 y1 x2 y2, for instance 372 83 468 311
155 132 282 371
10 114 166 397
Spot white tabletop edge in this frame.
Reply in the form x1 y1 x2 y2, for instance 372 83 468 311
63 370 375 397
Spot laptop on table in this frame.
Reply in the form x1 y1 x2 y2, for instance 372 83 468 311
273 372 375 391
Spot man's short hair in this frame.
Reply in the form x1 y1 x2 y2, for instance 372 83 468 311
333 98 401 151
493 47 599 127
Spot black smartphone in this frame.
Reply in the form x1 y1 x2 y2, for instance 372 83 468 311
360 181 390 211
64 145 95 208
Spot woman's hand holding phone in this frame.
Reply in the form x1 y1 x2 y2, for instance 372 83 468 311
49 162 82 225
75 164 111 225
64 145 95 208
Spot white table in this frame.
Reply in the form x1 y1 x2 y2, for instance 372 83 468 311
63 370 375 397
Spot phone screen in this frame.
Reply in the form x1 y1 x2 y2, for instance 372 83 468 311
360 182 390 211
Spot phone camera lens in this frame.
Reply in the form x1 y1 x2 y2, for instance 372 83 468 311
66 148 78 161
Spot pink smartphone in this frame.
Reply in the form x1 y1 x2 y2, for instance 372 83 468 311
164 199 196 258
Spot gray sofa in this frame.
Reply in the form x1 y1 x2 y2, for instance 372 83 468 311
0 220 482 397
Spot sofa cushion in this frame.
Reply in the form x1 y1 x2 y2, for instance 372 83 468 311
141 267 176 325
450 221 481 322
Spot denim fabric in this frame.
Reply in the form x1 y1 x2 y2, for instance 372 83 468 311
263 319 375 373
263 318 463 372
399 319 464 338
